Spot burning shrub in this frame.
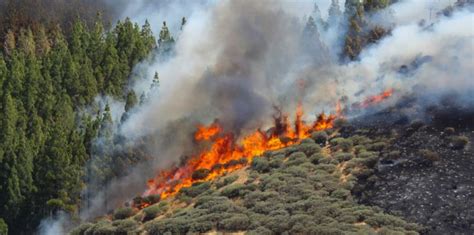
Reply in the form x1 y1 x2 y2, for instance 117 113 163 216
218 214 250 231
143 202 169 222
251 157 270 173
113 207 136 220
449 135 469 150
192 168 211 181
180 182 211 197
312 131 329 145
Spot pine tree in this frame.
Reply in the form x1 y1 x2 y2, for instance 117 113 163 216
158 21 175 55
311 3 326 30
151 71 160 90
3 29 16 56
181 17 187 30
328 0 343 28
125 90 138 112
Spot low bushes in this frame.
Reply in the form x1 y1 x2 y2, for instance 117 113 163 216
449 135 469 150
180 182 211 197
251 157 270 173
312 131 329 145
113 207 136 220
143 202 169 222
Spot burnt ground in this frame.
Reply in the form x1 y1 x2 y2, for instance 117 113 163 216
349 106 474 234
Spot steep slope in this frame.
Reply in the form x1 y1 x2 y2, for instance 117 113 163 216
72 125 424 234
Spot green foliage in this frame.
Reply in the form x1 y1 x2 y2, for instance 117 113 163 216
218 214 250 231
251 157 270 173
0 15 156 234
143 202 169 222
113 207 136 220
180 182 211 197
216 175 239 188
311 131 329 145
221 184 253 198
0 219 7 235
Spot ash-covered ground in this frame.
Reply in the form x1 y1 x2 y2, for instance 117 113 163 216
349 104 474 234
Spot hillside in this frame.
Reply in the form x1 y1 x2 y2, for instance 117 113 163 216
71 112 473 234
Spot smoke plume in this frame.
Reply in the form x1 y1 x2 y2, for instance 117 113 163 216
40 0 474 233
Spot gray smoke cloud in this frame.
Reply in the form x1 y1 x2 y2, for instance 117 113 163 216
40 0 474 234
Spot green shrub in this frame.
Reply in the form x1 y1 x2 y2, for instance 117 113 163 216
247 226 273 235
216 175 239 188
113 207 136 220
70 222 93 235
188 221 213 233
192 168 211 180
419 149 440 162
354 145 367 154
312 131 329 145
143 202 169 221
337 139 353 152
221 184 250 198
218 214 250 231
349 135 371 145
145 217 190 234
180 182 211 197
315 163 336 173
269 156 284 168
85 220 115 235
251 157 270 173
335 153 354 162
112 218 139 233
301 138 315 144
263 214 291 233
309 153 325 165
331 189 351 200
0 219 7 235
449 135 469 150
298 143 321 156
367 142 387 151
330 137 345 146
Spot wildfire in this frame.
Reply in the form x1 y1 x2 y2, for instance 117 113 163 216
141 104 339 206
137 89 394 209
359 88 394 108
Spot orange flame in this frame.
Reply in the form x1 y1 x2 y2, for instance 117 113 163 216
141 105 340 206
360 88 394 108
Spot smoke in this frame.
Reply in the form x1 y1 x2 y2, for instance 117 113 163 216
40 0 473 233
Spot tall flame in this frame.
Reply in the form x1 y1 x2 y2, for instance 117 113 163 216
141 105 339 206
